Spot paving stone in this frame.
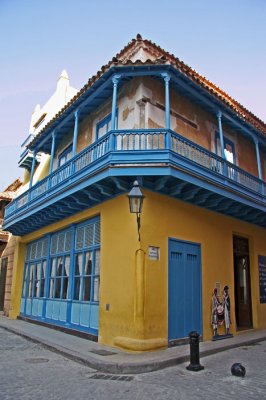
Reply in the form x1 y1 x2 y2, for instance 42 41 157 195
1 329 266 399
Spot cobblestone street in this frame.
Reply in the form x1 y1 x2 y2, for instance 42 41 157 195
0 328 265 400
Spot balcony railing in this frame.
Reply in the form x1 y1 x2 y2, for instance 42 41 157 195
4 129 266 220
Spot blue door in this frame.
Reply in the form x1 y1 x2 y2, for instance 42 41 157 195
168 239 202 341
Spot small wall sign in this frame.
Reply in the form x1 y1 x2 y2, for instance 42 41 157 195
148 246 160 261
258 255 266 304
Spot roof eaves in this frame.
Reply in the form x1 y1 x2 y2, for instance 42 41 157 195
27 35 266 148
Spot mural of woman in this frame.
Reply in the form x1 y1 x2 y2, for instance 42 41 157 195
223 285 231 335
211 288 220 337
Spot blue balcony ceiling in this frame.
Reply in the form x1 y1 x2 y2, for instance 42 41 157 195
4 129 266 236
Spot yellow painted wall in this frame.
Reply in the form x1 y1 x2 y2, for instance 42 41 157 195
10 189 266 350
1 235 18 316
8 239 26 319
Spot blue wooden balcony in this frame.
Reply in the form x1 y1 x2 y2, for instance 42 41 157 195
4 129 266 235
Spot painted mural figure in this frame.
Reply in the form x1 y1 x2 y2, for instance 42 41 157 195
211 288 220 337
223 285 231 335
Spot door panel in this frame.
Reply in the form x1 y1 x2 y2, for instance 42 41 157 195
233 236 253 329
234 255 253 328
168 240 202 341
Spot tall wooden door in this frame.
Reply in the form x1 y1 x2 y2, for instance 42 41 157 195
168 239 202 342
233 236 253 329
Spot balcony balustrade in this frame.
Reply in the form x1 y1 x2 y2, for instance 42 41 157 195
4 129 266 224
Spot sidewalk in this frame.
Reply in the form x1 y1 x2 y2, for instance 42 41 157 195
0 315 265 374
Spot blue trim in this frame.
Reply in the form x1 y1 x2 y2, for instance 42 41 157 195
168 238 202 340
43 234 51 318
21 134 34 148
49 131 56 175
58 144 72 167
161 73 171 130
72 109 79 157
217 111 225 160
4 129 266 234
96 109 118 140
20 216 100 335
18 313 98 336
254 139 262 180
29 152 36 189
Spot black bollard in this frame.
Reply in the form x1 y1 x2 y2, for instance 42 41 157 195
186 331 204 371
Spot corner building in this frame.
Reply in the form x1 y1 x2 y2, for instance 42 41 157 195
4 35 266 351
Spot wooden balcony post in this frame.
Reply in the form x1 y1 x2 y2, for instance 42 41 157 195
110 75 120 151
161 73 171 149
111 75 120 131
49 130 56 175
29 150 36 189
217 111 227 177
72 108 79 157
217 111 225 159
254 138 262 180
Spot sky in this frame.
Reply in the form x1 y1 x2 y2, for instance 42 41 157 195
0 0 265 191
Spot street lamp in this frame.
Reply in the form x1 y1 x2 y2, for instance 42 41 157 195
128 180 145 242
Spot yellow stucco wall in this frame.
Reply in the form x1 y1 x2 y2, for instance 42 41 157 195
1 235 19 316
9 189 266 350
8 239 26 319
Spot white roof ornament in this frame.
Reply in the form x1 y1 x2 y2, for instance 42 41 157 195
59 69 69 80
57 69 70 90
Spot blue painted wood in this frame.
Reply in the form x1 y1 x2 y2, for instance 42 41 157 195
32 298 41 316
46 299 53 319
217 111 225 160
162 73 171 131
168 239 202 341
111 76 120 131
52 301 58 319
49 130 56 175
72 109 79 157
37 299 43 316
71 302 80 325
29 151 36 191
4 128 266 235
26 299 32 315
90 304 99 329
79 303 91 327
9 128 265 217
42 234 51 318
20 298 25 314
254 139 262 180
59 301 68 322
